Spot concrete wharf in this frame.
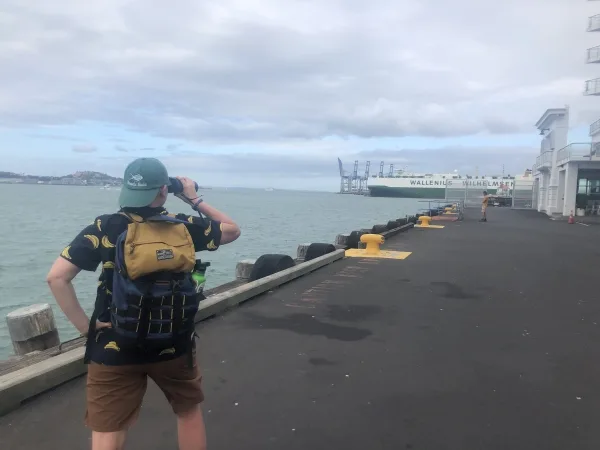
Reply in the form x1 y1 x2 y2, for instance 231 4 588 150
1 208 599 449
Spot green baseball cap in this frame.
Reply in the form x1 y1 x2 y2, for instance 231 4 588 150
118 158 171 207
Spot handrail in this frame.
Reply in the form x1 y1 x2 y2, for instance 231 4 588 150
535 151 552 170
584 78 600 95
587 45 600 63
590 118 600 135
556 143 592 164
588 14 600 31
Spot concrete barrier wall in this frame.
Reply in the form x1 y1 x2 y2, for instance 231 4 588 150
0 208 437 416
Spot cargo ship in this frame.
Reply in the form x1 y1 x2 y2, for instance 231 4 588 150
367 170 515 199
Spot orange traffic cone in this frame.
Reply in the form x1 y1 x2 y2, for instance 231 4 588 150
568 211 575 224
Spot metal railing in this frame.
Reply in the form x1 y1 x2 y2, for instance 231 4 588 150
588 14 600 32
417 199 464 219
587 45 600 63
584 78 600 95
511 178 535 210
556 143 592 165
590 118 600 136
444 182 489 209
535 151 552 171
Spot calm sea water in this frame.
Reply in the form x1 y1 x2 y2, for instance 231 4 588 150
0 184 423 358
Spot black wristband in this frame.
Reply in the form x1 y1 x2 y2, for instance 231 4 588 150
191 197 203 210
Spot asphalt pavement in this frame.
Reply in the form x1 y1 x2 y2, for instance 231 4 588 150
1 208 600 449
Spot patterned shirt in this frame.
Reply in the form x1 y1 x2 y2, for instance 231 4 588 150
60 206 222 364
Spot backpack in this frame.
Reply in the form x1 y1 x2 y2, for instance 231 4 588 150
107 212 203 353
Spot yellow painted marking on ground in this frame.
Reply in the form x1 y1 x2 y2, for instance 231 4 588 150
285 304 316 309
286 263 378 308
300 298 321 303
414 224 445 229
345 249 412 260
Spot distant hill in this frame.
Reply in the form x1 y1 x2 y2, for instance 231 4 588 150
71 171 123 183
0 171 29 178
0 170 123 186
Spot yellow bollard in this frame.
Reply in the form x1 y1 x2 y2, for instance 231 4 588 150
346 233 411 259
360 234 384 255
418 215 431 227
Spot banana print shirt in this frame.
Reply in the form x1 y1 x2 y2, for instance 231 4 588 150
60 206 222 364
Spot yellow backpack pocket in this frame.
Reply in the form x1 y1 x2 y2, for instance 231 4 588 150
122 216 196 280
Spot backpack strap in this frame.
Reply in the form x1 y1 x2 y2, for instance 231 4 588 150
145 214 191 226
118 211 143 222
119 211 191 226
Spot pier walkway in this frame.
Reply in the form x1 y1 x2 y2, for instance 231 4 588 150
2 208 600 449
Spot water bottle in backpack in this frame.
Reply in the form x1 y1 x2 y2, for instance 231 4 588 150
191 260 211 295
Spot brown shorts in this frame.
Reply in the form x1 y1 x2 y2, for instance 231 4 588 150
85 353 204 432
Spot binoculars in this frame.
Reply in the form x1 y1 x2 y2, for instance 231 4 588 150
168 177 199 194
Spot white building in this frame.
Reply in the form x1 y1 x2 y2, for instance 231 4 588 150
586 2 600 154
532 108 600 217
531 2 600 217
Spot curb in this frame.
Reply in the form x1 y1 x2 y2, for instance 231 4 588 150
381 223 414 239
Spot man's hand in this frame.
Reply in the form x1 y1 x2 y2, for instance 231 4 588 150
82 320 112 337
178 176 198 199
175 176 199 204
171 177 241 244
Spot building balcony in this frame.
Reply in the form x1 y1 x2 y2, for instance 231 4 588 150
556 143 592 166
535 151 553 171
588 14 600 32
593 142 600 156
584 78 600 95
587 45 600 63
590 118 600 136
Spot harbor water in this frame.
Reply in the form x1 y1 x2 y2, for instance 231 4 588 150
0 184 423 359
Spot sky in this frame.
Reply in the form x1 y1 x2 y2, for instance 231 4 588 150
0 0 599 191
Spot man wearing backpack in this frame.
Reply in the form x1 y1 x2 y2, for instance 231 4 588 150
46 157 241 450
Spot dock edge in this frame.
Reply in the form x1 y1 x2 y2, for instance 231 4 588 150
0 249 345 417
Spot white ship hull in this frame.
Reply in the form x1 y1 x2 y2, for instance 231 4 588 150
368 174 515 199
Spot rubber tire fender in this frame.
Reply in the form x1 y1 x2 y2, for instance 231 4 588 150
304 243 337 262
249 254 295 282
347 231 364 249
371 224 388 234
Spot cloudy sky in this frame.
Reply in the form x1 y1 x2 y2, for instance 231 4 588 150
0 0 598 190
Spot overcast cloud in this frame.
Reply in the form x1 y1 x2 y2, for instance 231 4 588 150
0 0 597 187
71 144 98 153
